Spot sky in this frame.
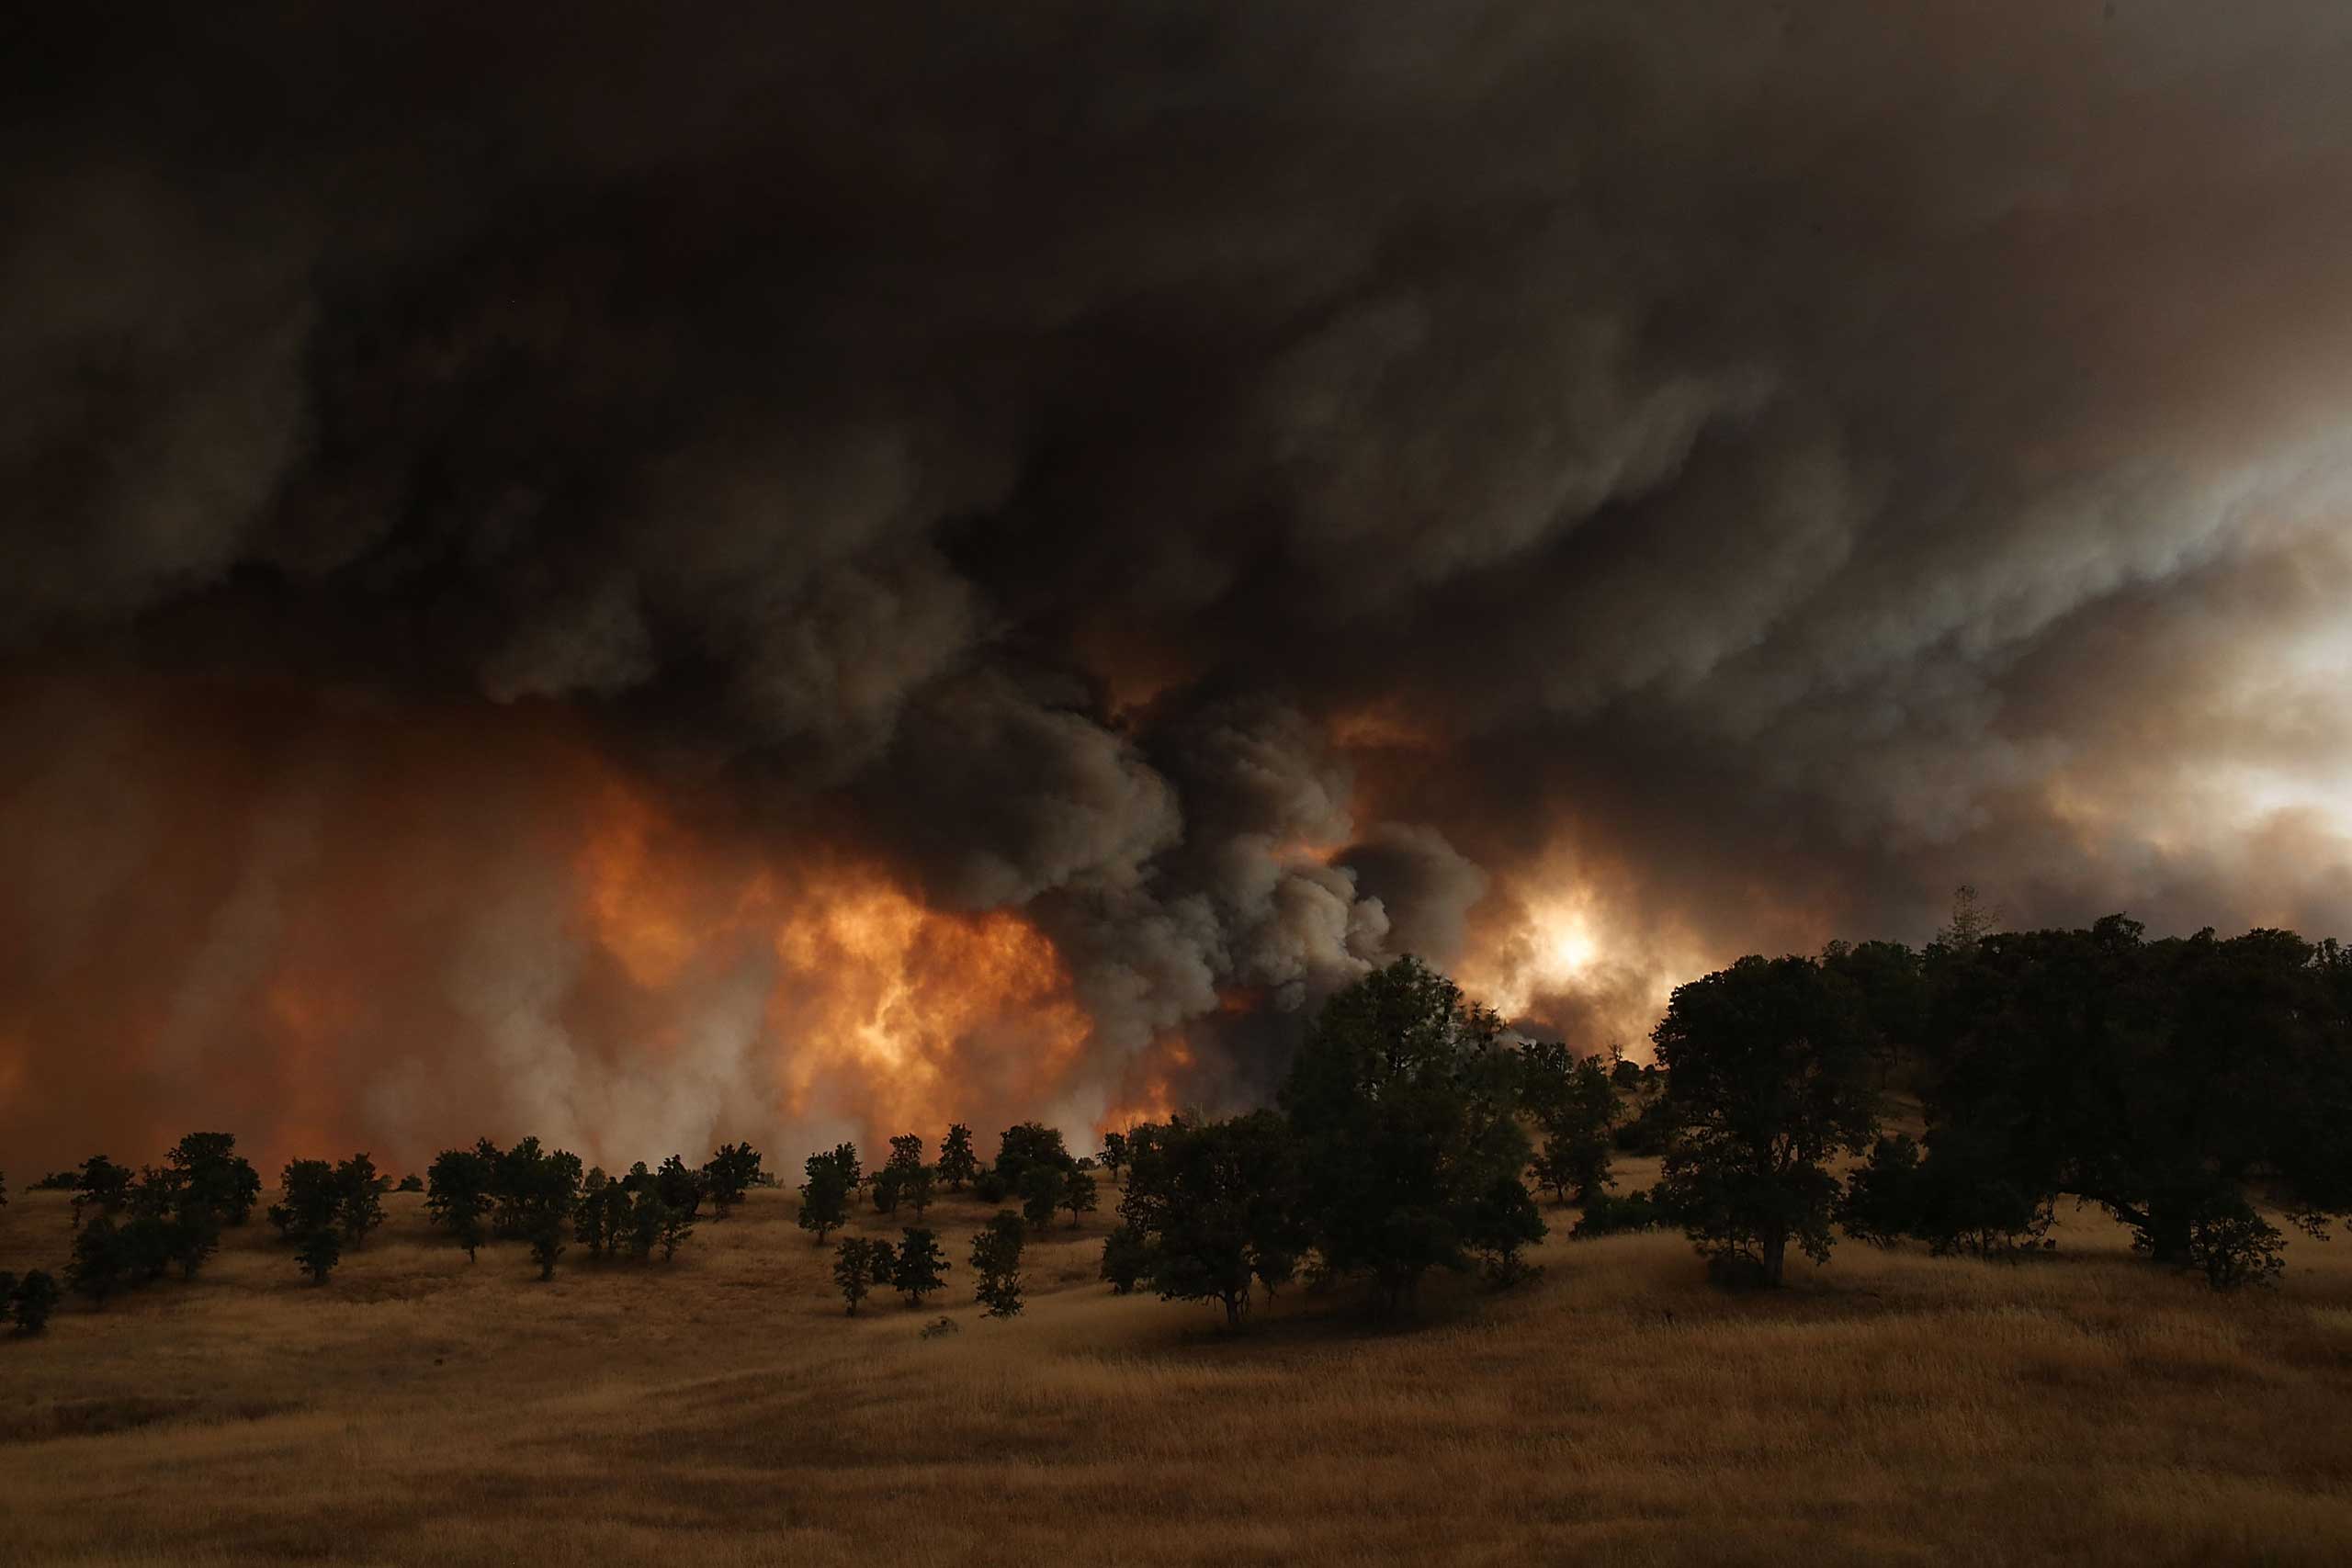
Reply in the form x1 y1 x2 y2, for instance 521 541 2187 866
7 1 2352 1172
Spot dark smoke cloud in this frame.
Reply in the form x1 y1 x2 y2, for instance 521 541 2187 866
9 2 2352 1163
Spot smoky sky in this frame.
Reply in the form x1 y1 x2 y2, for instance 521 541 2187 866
9 2 2352 1168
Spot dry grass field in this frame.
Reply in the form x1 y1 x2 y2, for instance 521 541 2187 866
4 1158 2351 1567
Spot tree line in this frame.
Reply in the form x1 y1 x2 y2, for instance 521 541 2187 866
8 905 2347 1337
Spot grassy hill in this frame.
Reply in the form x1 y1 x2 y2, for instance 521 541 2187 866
4 1166 2351 1566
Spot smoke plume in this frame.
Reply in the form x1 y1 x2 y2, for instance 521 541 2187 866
8 2 2352 1169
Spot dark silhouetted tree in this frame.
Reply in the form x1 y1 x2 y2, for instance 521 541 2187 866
1099 1224 1148 1293
1280 957 1534 1313
69 1216 130 1304
871 1165 904 1216
971 1212 1026 1317
656 1196 695 1261
892 1227 948 1305
1652 954 1879 1287
426 1145 495 1259
798 1154 853 1246
937 1123 978 1191
10 1271 58 1335
527 1221 565 1280
1521 1046 1616 1204
1117 1111 1305 1326
297 1226 342 1285
1061 1168 1098 1228
901 1164 935 1219
834 1236 888 1314
1467 1172 1546 1286
576 1168 632 1258
394 1174 424 1193
2188 1192 2285 1290
269 1159 340 1239
994 1122 1072 1191
655 1154 706 1219
334 1154 385 1247
1927 919 2352 1272
1571 1188 1663 1237
1019 1164 1063 1229
1097 1132 1128 1179
165 1133 262 1226
704 1143 763 1218
72 1155 132 1230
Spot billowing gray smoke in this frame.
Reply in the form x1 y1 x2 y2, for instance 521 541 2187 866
8 2 2352 1168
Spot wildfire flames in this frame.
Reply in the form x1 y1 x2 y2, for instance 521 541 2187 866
0 681 1115 1174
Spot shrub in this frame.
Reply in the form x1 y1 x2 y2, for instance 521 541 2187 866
1573 1188 1663 1237
834 1236 889 1314
1100 1224 1148 1293
2187 1193 2286 1290
10 1271 59 1335
971 1211 1026 1318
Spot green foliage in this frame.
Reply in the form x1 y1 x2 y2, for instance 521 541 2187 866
871 1164 904 1215
574 1168 634 1258
296 1226 342 1285
937 1123 979 1191
9 1270 58 1335
1018 1164 1063 1228
833 1236 889 1314
527 1220 565 1280
1099 1224 1148 1293
69 1216 130 1303
655 1197 695 1261
269 1158 341 1238
797 1155 852 1245
489 1138 584 1244
655 1154 707 1219
1610 1093 1679 1156
892 1227 949 1305
1652 953 1879 1287
993 1122 1072 1190
970 1211 1026 1317
1467 1173 1546 1287
2186 1193 2285 1290
1839 1128 2052 1259
1926 919 2352 1276
426 1145 495 1259
334 1153 385 1247
703 1142 763 1217
1838 1133 1924 1248
1279 957 1534 1313
1521 1044 1618 1204
1571 1188 1663 1237
72 1155 132 1229
900 1164 934 1219
164 1133 262 1226
1117 1112 1304 1326
1060 1167 1098 1227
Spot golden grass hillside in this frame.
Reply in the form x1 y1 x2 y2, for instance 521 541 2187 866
4 1165 2351 1567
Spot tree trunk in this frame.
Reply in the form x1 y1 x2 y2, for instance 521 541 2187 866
1761 1226 1788 1288
2147 1194 2194 1265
